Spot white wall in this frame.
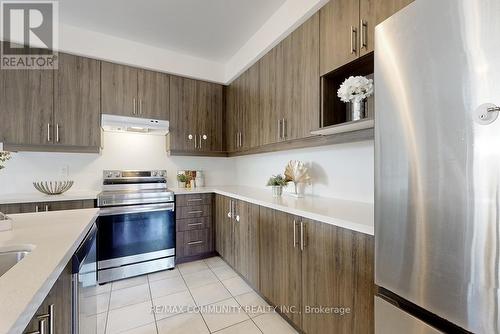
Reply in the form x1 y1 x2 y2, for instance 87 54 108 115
0 134 374 203
0 132 235 195
233 141 374 203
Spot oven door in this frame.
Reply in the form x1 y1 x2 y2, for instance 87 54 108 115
97 203 175 271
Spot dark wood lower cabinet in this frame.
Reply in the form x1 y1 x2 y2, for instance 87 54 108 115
0 199 95 214
215 195 234 266
301 219 375 334
259 207 302 328
23 260 72 334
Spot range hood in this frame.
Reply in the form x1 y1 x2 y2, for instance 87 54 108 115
101 114 169 135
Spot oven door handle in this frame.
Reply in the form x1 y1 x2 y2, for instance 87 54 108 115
99 203 175 216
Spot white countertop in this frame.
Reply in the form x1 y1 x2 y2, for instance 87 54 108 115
0 190 99 205
172 186 374 235
0 208 99 334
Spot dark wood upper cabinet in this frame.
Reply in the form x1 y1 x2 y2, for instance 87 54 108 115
54 53 101 147
226 64 259 152
137 69 170 120
0 65 53 145
259 207 302 328
258 48 280 146
101 62 138 117
320 0 375 75
375 0 414 24
301 219 375 334
169 76 224 154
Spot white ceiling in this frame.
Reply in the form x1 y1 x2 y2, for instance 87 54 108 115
59 0 287 63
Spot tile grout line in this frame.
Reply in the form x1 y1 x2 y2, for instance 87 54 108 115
178 262 212 334
104 284 112 334
146 274 160 334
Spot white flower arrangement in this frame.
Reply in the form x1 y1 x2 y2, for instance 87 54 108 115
0 151 11 170
337 76 374 103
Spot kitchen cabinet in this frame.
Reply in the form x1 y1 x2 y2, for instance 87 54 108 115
23 260 72 334
232 199 260 289
0 199 95 214
375 0 414 24
169 76 224 155
215 195 235 266
226 64 259 152
0 43 53 146
54 53 101 148
259 13 319 145
259 207 302 328
301 219 375 334
101 62 169 120
320 0 375 75
0 52 101 152
175 193 214 263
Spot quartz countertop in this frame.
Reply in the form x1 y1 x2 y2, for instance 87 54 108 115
172 186 374 235
0 208 99 334
0 190 100 205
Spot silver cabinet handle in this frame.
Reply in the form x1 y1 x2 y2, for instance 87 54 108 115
188 210 203 214
300 221 305 251
199 134 202 149
351 26 357 54
188 240 204 245
28 304 54 334
139 99 143 115
277 119 282 140
187 198 203 202
235 215 240 223
293 220 297 248
194 134 198 149
25 318 47 334
47 123 51 142
45 205 49 212
360 19 368 49
35 205 39 213
133 98 136 115
187 222 203 227
282 118 287 139
56 123 60 143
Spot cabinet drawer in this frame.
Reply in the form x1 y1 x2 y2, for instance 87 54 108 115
176 204 211 219
176 193 212 207
176 229 212 258
177 216 211 232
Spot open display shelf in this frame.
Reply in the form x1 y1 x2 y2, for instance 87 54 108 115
317 52 374 136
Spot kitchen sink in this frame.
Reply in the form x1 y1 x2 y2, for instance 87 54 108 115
0 249 31 277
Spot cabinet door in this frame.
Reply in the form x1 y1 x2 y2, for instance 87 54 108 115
46 200 95 211
258 48 280 146
301 220 375 334
54 53 101 147
238 65 260 150
215 195 234 264
320 0 360 75
233 200 260 289
196 81 223 152
23 261 72 334
289 13 320 140
169 76 196 151
137 69 169 120
259 207 302 328
0 65 53 145
225 78 240 152
360 0 375 56
101 62 138 117
375 0 414 24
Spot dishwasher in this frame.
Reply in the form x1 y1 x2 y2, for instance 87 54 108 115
72 223 98 334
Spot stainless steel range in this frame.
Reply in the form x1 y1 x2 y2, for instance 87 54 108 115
96 170 175 284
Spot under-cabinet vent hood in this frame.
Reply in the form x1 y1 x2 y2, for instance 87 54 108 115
101 114 169 135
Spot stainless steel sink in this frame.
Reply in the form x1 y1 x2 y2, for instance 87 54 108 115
0 250 31 277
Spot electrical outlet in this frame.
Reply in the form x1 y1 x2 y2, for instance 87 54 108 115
60 165 69 178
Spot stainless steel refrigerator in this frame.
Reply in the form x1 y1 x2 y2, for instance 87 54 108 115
375 0 500 333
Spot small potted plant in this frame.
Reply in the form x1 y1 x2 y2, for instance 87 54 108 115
177 173 189 188
337 75 374 121
266 174 287 197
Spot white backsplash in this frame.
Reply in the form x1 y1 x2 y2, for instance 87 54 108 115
0 133 374 203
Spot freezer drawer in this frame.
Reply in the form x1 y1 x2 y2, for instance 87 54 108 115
375 296 442 334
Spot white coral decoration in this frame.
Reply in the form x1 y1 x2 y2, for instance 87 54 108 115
337 76 374 103
284 160 310 184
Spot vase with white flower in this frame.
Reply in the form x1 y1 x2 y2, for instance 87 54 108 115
337 76 374 121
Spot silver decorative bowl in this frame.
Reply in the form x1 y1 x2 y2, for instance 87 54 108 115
33 181 74 195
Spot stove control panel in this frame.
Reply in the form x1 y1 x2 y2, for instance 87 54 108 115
103 170 167 179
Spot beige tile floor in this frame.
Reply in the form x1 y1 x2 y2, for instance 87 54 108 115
87 256 299 334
